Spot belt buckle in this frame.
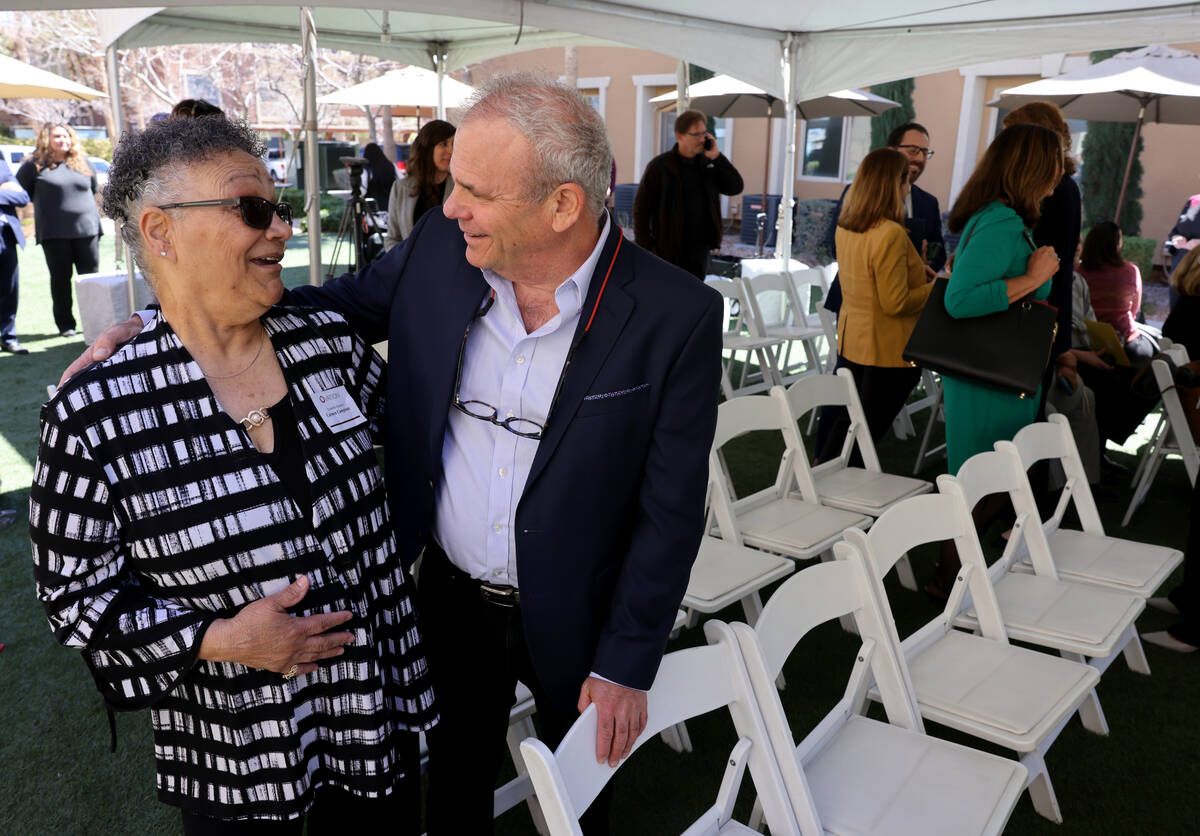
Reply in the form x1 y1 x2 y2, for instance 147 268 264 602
479 582 520 607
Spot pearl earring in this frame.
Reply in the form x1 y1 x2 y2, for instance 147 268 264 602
160 250 167 256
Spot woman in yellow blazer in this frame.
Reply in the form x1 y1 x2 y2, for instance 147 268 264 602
815 147 933 463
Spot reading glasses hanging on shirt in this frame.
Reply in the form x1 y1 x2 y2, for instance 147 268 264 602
451 293 575 441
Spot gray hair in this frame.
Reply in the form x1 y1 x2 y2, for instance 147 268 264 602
102 116 265 275
461 73 611 219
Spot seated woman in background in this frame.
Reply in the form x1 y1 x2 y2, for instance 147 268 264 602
1163 244 1200 360
31 113 435 834
814 147 933 463
1078 221 1154 366
385 119 455 250
362 142 397 212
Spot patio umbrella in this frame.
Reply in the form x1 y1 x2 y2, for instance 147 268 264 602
650 74 899 199
993 45 1200 219
318 65 474 116
0 53 107 100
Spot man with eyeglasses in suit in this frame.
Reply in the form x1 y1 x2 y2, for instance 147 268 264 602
824 121 947 314
634 109 743 279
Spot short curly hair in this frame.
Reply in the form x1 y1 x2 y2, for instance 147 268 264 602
102 115 265 274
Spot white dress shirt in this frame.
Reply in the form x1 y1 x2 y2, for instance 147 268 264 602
434 215 611 585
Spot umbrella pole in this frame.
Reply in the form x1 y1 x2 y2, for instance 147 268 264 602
1114 104 1145 223
762 99 773 202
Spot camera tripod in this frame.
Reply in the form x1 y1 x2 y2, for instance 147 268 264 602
327 158 377 279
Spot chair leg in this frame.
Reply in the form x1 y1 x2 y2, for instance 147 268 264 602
913 390 945 475
1076 688 1111 736
748 797 766 833
1123 630 1152 675
1021 749 1064 824
658 722 693 753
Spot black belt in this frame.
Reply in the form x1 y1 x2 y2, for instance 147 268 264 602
425 542 521 608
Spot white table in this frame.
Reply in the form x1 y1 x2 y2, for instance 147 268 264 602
75 270 155 345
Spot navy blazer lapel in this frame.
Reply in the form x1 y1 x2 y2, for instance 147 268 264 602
523 223 633 493
427 257 490 471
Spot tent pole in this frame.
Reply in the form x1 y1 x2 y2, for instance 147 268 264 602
1114 103 1145 223
762 98 773 203
301 7 322 285
434 45 447 120
676 61 688 113
105 46 138 312
776 33 798 264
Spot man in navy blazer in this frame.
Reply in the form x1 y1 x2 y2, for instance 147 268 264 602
0 157 30 353
295 76 722 832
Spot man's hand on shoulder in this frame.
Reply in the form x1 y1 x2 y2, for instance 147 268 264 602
577 675 648 767
58 314 145 387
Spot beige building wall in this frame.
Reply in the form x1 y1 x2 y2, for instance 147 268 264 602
466 44 1200 257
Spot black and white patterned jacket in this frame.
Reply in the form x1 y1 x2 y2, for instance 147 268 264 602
30 307 435 821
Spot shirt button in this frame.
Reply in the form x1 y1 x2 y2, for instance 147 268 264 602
515 355 526 365
506 410 515 418
492 569 503 577
493 523 503 532
498 467 507 477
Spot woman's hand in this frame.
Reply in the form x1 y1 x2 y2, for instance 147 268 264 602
1074 349 1114 371
1027 245 1060 282
198 576 354 677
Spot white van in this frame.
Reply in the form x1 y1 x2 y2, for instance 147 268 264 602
0 144 32 170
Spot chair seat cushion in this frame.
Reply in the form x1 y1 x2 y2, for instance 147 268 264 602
908 630 1097 738
739 497 868 555
969 574 1143 648
806 715 1024 836
1044 529 1182 593
814 468 931 513
685 538 794 605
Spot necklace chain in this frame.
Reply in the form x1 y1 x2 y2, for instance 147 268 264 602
199 327 267 380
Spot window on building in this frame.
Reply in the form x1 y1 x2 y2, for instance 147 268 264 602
799 115 872 182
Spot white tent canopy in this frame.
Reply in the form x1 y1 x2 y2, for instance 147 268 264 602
318 65 474 109
17 0 1200 271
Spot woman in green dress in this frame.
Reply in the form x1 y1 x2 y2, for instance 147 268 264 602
926 124 1063 598
941 123 1064 472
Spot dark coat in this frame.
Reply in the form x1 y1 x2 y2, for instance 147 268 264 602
1032 174 1082 363
633 145 743 266
0 157 29 253
288 210 723 712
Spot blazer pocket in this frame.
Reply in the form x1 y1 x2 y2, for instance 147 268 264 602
575 383 651 417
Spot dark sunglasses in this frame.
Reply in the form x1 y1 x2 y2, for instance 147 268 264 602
157 196 293 230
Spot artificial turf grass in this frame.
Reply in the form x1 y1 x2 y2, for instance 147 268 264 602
3 241 1198 833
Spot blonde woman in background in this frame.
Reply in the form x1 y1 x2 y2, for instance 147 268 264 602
15 123 100 337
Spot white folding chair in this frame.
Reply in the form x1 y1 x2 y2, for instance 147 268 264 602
1123 357 1200 525
682 535 795 629
739 271 827 382
846 493 1101 823
772 369 930 591
941 450 1149 735
708 396 870 563
519 626 800 836
725 557 1026 836
707 278 786 398
1010 414 1183 598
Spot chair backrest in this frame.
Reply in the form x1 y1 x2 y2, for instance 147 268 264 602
725 554 923 834
709 396 794 543
742 271 803 331
772 368 883 478
1152 357 1200 484
1009 414 1106 535
840 492 1009 642
940 449 1060 580
706 277 754 337
520 627 798 836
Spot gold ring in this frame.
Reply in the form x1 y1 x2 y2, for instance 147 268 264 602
283 664 299 680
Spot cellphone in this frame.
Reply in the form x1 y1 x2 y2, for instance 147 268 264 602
925 242 943 263
703 136 714 151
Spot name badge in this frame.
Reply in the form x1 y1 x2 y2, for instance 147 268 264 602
304 382 367 432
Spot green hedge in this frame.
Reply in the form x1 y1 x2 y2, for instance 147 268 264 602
277 186 349 232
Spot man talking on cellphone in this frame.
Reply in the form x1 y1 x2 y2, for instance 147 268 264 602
634 109 743 279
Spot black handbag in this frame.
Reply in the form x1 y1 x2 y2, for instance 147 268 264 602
902 223 1058 398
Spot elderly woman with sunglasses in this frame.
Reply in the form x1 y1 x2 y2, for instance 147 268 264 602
29 114 435 834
